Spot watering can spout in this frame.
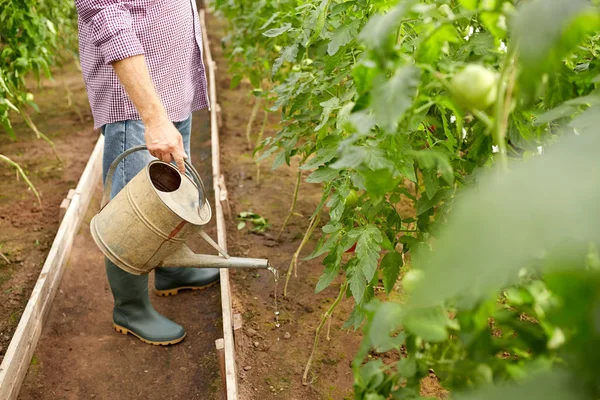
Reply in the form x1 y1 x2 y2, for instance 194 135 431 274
163 245 269 270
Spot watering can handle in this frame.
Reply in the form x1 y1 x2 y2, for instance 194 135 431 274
100 144 206 209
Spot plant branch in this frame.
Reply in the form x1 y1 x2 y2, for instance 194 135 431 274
493 45 518 172
276 169 302 241
22 113 62 163
245 96 262 149
284 212 320 297
302 281 348 385
255 110 268 185
0 154 42 207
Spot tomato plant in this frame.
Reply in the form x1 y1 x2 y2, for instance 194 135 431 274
1 0 77 200
215 0 600 397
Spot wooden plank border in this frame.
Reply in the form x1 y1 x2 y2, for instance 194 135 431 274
200 9 239 400
0 135 104 399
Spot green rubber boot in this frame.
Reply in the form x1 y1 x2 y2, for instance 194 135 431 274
154 267 220 296
105 259 186 345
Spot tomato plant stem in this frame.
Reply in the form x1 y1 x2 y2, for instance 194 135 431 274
0 155 42 206
255 110 268 185
245 97 262 149
22 114 62 163
284 213 321 297
493 45 518 172
302 281 348 386
276 169 302 241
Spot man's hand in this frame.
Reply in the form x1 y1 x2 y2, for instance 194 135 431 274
111 55 187 173
145 117 188 173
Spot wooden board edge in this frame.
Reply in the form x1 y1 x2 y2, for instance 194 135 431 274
200 9 239 400
0 134 103 399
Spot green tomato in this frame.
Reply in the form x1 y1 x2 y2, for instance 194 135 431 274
273 45 282 53
451 64 499 111
344 189 358 209
402 269 424 294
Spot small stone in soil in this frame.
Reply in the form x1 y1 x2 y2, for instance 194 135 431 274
246 328 257 337
253 341 259 347
244 365 252 371
269 386 276 392
283 332 291 339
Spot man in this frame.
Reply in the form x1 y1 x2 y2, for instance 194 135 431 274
75 0 219 346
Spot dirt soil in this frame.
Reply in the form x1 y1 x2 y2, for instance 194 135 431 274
0 61 98 358
206 13 447 400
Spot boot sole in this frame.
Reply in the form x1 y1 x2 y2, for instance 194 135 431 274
113 323 186 346
153 279 220 297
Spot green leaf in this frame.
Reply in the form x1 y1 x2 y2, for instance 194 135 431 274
409 132 600 309
410 150 454 184
263 23 292 38
306 167 338 183
416 188 449 216
327 19 361 56
513 0 600 77
45 19 57 35
403 306 449 342
316 261 340 293
301 145 339 170
355 225 383 282
362 168 400 199
260 12 280 30
381 252 403 294
2 98 20 113
397 356 417 377
455 371 576 400
458 0 478 10
418 24 460 63
422 169 439 200
315 97 340 131
371 66 420 132
272 44 299 76
305 0 332 46
349 265 367 304
359 2 413 52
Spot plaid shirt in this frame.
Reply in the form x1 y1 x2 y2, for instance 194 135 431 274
75 0 209 129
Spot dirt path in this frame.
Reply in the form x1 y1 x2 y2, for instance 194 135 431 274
19 109 224 399
0 62 98 357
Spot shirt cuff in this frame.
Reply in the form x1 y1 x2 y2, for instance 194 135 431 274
99 28 145 65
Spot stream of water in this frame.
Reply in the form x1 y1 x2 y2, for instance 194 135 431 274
267 264 280 328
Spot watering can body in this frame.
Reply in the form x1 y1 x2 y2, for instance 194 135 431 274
90 146 269 275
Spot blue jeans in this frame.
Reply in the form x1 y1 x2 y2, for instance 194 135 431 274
101 116 192 197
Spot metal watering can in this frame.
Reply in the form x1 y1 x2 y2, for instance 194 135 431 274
90 145 269 275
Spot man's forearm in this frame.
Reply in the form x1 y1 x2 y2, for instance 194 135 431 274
112 55 167 126
111 54 187 172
